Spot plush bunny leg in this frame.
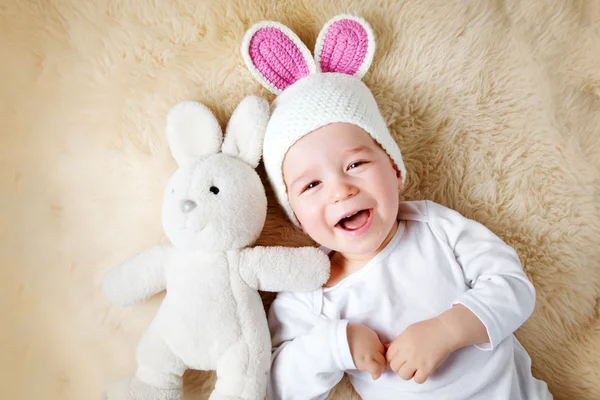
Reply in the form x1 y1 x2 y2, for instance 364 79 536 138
209 341 268 400
104 377 181 400
105 326 186 400
135 325 186 394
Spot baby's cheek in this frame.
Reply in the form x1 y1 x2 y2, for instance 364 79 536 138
296 207 319 229
297 209 324 237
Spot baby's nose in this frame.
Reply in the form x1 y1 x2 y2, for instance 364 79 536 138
332 182 358 203
180 199 197 213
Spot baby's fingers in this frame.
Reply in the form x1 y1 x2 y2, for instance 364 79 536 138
414 368 431 384
385 342 398 363
374 351 386 368
397 362 417 381
389 356 403 375
366 357 385 380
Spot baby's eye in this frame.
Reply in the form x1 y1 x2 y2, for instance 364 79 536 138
348 160 368 170
302 181 320 193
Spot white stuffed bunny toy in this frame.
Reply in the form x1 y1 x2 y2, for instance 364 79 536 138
103 96 330 400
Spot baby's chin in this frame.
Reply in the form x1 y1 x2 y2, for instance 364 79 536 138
322 234 387 258
323 221 398 258
335 243 382 258
301 218 392 257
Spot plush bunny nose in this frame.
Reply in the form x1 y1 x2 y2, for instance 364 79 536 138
180 199 197 214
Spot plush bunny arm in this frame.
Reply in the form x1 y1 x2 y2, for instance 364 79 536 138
239 246 330 292
103 245 169 306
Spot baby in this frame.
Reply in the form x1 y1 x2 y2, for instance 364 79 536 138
243 14 552 400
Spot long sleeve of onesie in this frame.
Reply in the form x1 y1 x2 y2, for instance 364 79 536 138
425 200 536 350
267 292 356 400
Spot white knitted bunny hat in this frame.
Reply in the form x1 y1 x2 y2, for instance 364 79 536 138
242 14 406 226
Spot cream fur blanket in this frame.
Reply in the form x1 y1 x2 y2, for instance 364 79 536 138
1 1 599 399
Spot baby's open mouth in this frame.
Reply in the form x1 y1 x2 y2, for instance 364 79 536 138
336 209 372 231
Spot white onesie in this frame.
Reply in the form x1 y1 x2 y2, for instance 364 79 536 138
267 200 551 400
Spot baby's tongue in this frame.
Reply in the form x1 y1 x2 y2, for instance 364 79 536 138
340 210 369 230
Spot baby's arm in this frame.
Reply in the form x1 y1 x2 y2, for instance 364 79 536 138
267 294 355 399
427 200 536 350
387 202 536 383
238 246 330 292
103 245 169 306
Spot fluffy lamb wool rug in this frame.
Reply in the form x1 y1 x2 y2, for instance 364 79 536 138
1 0 599 399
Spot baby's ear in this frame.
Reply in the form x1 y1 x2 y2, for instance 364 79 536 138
166 101 222 166
222 96 269 168
397 169 404 190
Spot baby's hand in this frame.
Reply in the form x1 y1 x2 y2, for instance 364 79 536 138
347 323 386 380
385 317 454 384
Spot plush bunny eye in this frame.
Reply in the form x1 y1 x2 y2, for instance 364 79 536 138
209 186 220 195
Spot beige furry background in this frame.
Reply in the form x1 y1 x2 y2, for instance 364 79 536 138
1 0 599 399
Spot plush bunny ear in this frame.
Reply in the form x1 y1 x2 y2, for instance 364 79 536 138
166 101 222 166
314 15 375 79
222 96 269 168
242 21 317 95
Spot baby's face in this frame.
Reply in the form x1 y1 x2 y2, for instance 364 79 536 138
283 123 403 256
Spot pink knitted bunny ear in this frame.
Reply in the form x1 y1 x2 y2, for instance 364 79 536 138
314 15 375 79
242 21 316 95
